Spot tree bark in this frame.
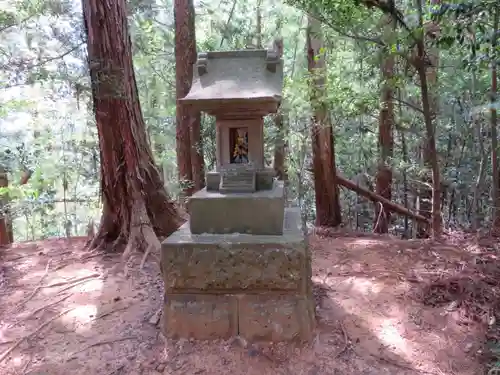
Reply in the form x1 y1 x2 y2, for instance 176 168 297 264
272 38 287 181
306 16 342 227
175 0 199 196
190 113 205 192
273 110 287 181
415 0 442 238
82 0 181 253
374 13 394 233
336 174 429 224
491 8 499 231
0 167 10 246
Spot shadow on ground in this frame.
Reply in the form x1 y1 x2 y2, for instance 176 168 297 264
0 233 485 375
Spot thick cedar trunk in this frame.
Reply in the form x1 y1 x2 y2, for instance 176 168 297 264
82 0 181 252
273 110 287 181
374 13 394 233
0 167 9 246
190 112 205 191
306 17 342 227
175 0 199 196
336 174 429 224
491 9 499 231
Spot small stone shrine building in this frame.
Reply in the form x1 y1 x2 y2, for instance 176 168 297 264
160 46 315 342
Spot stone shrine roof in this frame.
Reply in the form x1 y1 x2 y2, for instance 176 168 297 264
179 49 283 111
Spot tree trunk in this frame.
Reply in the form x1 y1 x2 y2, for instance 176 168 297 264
273 110 287 181
175 0 199 196
336 174 429 223
0 166 10 246
415 44 442 236
306 16 342 227
374 13 394 233
272 38 287 181
491 8 499 231
82 0 181 253
413 0 442 238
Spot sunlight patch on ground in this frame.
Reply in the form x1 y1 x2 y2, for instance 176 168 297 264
14 258 42 273
349 239 385 248
8 355 25 368
376 319 412 357
63 304 99 333
2 290 26 306
344 276 383 296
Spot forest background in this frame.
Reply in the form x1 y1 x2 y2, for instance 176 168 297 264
0 0 498 243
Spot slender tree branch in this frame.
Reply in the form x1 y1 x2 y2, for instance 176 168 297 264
0 14 36 33
391 95 424 113
219 0 238 48
0 43 84 72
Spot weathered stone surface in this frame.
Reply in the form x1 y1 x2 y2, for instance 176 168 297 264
204 168 275 192
163 243 306 293
161 208 308 293
255 168 275 190
160 208 316 342
188 180 285 235
238 293 315 342
163 294 238 339
179 49 283 112
205 171 220 191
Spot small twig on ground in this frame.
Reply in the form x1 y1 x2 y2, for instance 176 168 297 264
148 307 162 325
140 244 154 270
20 294 72 322
4 254 33 262
16 260 52 309
375 354 438 374
80 252 105 261
66 336 137 360
91 305 130 321
45 272 100 289
334 320 350 357
55 273 102 294
20 356 32 374
0 308 75 364
105 364 125 375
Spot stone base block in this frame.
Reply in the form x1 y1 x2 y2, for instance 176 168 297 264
238 293 315 342
161 208 315 342
187 180 285 235
163 293 315 342
206 168 275 192
163 294 238 339
162 208 308 293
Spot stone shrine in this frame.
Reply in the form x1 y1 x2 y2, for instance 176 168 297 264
161 46 315 342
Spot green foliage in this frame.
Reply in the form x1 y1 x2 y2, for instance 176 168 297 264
0 0 498 240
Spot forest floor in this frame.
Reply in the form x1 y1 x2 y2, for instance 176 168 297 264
0 232 497 375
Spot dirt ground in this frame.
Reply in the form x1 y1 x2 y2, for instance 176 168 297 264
0 233 489 375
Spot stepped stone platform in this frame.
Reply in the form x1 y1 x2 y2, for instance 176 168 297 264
160 207 315 342
188 180 285 236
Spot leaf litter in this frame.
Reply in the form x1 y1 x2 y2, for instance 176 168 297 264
0 233 495 374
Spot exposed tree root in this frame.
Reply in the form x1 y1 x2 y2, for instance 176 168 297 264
0 308 75 364
16 260 51 309
16 294 72 326
90 305 130 322
66 336 137 361
105 364 125 375
55 273 102 295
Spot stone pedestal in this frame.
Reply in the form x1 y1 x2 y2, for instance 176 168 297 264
160 208 315 342
188 180 285 235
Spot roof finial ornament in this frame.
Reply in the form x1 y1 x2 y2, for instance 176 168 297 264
265 38 283 73
196 52 208 76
